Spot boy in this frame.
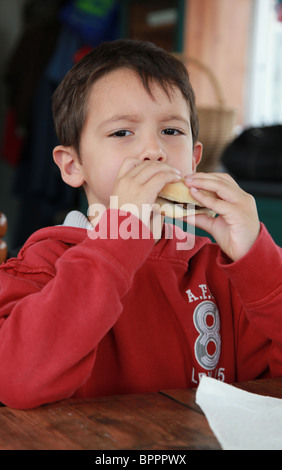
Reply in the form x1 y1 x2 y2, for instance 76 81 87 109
0 39 281 409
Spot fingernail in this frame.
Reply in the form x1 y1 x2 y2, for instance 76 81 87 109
190 186 198 192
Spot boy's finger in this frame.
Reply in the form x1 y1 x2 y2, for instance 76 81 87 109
184 174 243 205
116 157 142 179
119 159 180 184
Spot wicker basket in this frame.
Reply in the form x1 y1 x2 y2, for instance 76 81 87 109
174 55 237 172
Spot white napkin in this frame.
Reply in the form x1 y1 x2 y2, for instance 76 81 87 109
196 376 282 450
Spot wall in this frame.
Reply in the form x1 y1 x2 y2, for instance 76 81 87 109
183 0 253 126
0 0 26 135
0 0 26 250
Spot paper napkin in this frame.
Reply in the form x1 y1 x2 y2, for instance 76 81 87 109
196 376 282 450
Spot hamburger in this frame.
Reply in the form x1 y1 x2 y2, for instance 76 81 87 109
156 180 216 219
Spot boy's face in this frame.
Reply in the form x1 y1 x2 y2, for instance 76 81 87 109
62 67 201 207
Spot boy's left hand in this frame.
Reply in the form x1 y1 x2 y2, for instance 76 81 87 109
184 172 260 262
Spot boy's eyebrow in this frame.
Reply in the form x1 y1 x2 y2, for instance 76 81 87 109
98 114 140 129
98 114 190 129
160 114 190 126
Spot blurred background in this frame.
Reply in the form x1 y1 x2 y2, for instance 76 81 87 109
0 0 281 255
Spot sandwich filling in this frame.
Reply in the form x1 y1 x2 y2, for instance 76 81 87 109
156 181 216 219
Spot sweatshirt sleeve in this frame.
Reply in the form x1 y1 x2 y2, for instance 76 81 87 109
0 210 154 409
217 223 282 378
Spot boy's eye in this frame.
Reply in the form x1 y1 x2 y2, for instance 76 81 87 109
162 128 184 136
110 130 133 137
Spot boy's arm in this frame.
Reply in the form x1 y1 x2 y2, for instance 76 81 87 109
219 223 282 379
185 173 282 378
0 210 154 409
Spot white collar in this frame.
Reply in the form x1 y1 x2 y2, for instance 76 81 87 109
63 211 93 230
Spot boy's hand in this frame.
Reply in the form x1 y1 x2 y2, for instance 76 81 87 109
112 157 181 230
184 172 260 262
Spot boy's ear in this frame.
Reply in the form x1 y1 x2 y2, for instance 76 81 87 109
53 145 84 188
192 141 203 171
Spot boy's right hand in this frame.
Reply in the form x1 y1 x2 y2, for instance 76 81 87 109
111 157 181 229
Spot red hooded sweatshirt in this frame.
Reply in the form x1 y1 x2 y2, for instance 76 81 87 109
0 209 281 409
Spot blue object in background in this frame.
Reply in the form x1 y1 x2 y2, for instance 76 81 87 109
60 0 120 47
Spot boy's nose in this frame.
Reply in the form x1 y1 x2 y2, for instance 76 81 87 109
138 137 167 162
140 149 166 161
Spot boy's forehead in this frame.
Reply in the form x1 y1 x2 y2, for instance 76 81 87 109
88 67 190 116
90 67 166 93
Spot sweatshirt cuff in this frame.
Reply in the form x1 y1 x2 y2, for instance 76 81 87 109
217 223 282 304
81 209 155 281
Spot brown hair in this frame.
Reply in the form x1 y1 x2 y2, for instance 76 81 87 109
52 39 199 159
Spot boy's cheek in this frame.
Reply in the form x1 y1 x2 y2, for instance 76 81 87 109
168 153 193 176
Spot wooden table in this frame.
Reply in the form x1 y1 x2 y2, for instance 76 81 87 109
1 378 282 450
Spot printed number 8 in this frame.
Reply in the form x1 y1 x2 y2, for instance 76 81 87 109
193 301 221 370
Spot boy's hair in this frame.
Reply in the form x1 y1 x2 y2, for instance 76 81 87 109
52 39 199 159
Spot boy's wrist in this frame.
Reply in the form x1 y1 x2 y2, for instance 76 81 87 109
83 208 155 283
89 198 165 244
